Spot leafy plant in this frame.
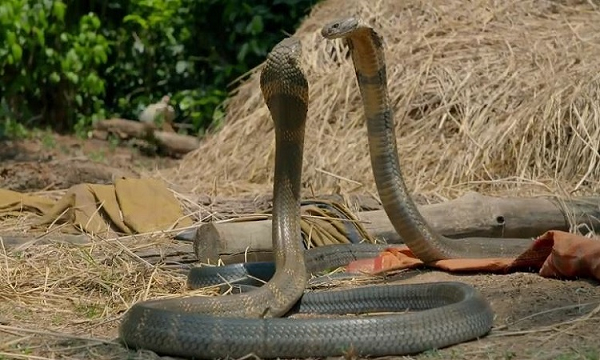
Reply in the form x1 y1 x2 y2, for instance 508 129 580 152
0 0 319 136
0 0 110 134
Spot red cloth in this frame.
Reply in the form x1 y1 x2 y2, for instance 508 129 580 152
346 231 600 281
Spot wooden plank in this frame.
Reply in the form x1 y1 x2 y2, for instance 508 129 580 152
192 192 600 263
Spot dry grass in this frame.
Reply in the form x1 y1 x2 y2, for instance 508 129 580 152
165 0 600 202
2 228 599 360
0 229 201 359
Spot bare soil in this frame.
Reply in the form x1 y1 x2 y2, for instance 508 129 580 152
0 134 598 360
0 134 178 192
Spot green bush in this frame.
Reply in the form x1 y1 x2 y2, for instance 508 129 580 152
0 0 110 137
0 0 319 138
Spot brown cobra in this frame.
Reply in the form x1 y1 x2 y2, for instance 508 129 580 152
118 36 494 359
322 17 533 263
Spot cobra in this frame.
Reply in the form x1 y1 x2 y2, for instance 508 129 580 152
118 36 494 359
321 17 533 263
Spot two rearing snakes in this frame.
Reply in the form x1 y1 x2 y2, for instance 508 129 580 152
119 17 532 359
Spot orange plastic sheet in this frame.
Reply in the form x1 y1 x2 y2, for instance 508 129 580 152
346 231 600 281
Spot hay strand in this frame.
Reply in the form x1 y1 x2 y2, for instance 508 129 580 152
169 0 600 201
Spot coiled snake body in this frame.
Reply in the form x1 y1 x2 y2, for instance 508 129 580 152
118 18 534 359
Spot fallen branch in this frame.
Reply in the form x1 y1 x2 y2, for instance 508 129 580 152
92 118 199 156
193 192 600 263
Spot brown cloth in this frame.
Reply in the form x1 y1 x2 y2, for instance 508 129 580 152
0 178 192 237
0 188 56 215
346 231 600 281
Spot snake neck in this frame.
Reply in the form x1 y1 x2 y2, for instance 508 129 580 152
346 28 456 262
272 128 307 271
259 82 310 315
255 38 310 316
338 24 533 261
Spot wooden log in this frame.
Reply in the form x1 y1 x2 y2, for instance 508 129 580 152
92 118 199 156
152 131 200 155
193 192 600 263
93 118 154 139
194 219 276 265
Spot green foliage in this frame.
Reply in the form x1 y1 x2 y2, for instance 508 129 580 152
0 0 110 136
0 0 319 136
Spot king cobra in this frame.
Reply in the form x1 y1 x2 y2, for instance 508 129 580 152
119 36 495 358
322 17 533 263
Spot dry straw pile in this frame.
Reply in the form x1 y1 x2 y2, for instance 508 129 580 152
169 0 600 200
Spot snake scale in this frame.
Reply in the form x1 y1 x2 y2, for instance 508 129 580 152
119 17 534 359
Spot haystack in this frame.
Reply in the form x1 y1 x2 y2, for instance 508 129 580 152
168 0 600 200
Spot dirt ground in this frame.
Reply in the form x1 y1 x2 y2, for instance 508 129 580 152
0 134 599 360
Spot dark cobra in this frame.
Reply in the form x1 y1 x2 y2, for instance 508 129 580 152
322 17 533 263
186 242 393 290
119 37 494 359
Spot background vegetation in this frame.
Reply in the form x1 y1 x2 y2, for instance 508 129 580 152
0 0 318 139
